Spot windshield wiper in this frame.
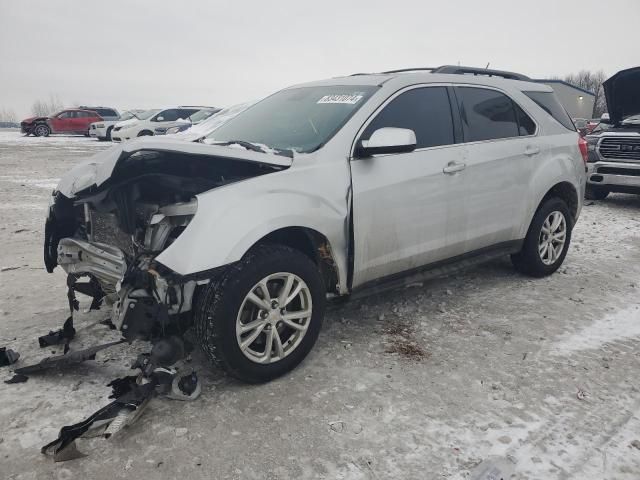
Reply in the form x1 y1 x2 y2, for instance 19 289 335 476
215 140 266 153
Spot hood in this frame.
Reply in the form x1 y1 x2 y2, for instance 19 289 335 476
114 117 140 129
55 137 293 197
603 66 640 125
21 116 48 123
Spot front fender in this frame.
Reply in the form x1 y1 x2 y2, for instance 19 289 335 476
155 165 351 292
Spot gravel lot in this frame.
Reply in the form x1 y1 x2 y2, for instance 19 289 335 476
1 129 639 479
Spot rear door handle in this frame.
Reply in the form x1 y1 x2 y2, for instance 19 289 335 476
443 161 466 174
524 146 541 156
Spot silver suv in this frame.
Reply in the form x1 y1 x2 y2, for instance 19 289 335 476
586 67 640 200
45 66 586 382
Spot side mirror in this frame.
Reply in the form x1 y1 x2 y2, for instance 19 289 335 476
599 113 611 124
156 116 164 122
356 127 417 157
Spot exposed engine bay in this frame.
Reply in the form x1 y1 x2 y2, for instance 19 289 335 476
44 149 286 342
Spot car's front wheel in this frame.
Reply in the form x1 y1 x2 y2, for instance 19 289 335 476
34 124 50 137
195 245 325 383
511 197 572 277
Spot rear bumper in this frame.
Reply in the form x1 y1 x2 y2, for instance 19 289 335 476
587 161 640 191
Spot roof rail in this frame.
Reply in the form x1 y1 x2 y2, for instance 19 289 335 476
381 67 436 74
432 65 530 81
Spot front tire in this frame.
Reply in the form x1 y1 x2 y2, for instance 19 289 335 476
195 245 326 383
34 124 50 137
106 126 113 141
585 185 609 200
137 130 153 137
511 197 572 277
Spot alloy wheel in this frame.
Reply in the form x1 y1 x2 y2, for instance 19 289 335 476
236 272 312 364
538 211 566 265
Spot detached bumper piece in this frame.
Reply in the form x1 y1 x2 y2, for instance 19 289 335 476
37 335 200 462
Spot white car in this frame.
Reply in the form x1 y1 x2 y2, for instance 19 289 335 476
47 65 586 383
165 102 254 141
89 110 144 141
111 107 215 142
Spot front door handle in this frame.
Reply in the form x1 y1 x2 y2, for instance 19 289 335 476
524 146 541 156
443 161 466 174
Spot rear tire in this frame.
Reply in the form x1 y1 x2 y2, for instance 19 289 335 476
585 185 609 200
34 124 50 137
195 245 325 383
511 197 572 277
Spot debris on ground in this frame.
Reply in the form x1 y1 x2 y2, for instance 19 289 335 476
4 373 28 384
15 340 125 376
38 316 76 348
383 321 430 361
0 346 20 366
630 440 640 450
576 388 588 400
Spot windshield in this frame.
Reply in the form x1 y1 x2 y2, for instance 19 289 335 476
206 86 377 153
189 108 218 124
120 111 139 121
136 109 161 120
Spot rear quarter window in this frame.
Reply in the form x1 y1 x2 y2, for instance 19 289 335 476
523 91 575 131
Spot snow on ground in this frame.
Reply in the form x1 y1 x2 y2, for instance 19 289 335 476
1 132 639 479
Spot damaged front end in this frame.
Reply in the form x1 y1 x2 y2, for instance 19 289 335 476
44 143 289 342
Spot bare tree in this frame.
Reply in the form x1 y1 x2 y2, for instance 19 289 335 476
31 94 64 117
0 107 17 123
563 70 608 118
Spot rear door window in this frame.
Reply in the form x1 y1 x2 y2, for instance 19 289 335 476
523 91 575 131
361 86 455 149
95 108 116 117
155 109 180 122
455 87 519 141
177 109 199 119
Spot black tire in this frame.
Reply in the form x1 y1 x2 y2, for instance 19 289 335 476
585 185 609 200
195 245 325 383
511 197 573 277
34 124 50 137
106 126 113 141
137 130 153 137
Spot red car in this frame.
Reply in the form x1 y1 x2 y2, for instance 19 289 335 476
21 109 103 137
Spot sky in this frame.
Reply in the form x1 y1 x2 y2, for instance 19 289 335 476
1 0 638 119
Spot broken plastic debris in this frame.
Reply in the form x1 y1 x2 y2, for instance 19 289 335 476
0 347 20 366
15 340 125 375
38 316 76 348
4 373 28 384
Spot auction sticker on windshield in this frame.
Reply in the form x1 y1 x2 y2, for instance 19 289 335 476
317 94 364 104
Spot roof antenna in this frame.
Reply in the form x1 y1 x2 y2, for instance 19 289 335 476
485 62 490 69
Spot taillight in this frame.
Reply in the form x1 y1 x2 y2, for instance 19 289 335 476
578 136 589 165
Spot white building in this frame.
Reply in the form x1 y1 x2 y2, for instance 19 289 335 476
535 80 596 119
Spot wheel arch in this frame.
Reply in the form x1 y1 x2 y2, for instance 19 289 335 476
247 227 340 294
539 181 579 223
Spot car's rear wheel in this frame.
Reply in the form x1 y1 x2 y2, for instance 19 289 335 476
511 197 572 277
195 245 325 383
585 185 609 200
34 124 50 137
